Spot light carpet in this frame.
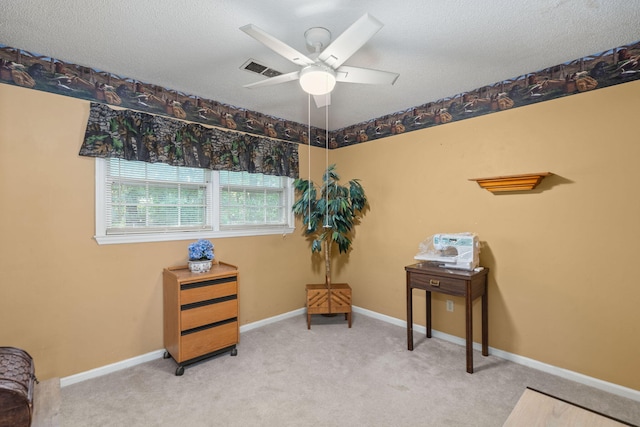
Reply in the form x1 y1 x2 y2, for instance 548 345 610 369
60 313 640 426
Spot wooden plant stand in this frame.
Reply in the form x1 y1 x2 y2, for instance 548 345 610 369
305 283 352 329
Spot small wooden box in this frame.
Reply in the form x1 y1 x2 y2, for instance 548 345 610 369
306 283 352 329
0 347 35 427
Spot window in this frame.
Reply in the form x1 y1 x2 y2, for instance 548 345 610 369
218 171 292 229
95 158 294 244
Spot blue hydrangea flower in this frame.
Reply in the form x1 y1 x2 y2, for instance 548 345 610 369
188 239 214 260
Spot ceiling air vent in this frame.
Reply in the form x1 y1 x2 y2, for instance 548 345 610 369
241 59 282 77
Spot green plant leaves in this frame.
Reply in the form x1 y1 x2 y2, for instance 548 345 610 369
291 164 368 256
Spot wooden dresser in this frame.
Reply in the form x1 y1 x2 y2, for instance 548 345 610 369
162 262 239 376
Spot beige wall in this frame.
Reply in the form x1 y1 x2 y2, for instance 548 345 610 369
1 80 639 391
0 84 325 379
330 80 640 390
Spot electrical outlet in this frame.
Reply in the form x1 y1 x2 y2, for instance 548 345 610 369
446 300 454 312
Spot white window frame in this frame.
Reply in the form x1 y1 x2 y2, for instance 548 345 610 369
94 158 295 245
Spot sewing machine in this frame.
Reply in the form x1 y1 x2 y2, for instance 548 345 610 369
414 233 479 270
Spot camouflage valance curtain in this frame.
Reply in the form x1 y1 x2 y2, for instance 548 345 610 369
79 103 299 178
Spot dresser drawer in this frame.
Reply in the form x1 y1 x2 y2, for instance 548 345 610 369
181 298 237 331
180 277 237 305
180 320 238 362
409 273 466 296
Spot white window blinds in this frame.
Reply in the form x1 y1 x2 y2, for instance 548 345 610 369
96 158 294 244
219 171 289 229
105 159 211 234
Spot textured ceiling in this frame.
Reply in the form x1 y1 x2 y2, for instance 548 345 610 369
1 0 639 130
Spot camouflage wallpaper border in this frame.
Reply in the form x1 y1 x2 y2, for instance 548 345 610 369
332 41 640 148
80 103 299 179
0 44 323 149
2 40 640 150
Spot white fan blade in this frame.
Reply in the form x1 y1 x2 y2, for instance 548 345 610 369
313 93 331 108
335 65 399 85
317 13 383 69
240 24 315 68
243 70 300 89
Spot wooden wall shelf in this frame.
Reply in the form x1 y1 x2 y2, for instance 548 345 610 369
469 172 552 193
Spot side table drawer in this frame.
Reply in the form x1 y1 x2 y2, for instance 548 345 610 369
409 274 465 296
180 320 238 361
180 277 237 305
181 298 237 331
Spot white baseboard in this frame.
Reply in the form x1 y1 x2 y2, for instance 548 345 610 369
60 306 640 403
60 349 166 387
58 310 309 387
352 305 640 402
239 308 306 333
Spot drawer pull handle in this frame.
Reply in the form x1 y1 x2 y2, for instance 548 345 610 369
429 279 440 286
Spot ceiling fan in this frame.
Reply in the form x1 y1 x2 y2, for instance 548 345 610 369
240 13 399 108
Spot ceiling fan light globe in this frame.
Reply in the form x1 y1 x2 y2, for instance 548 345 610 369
299 66 336 95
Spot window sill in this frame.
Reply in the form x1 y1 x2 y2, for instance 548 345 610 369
94 227 295 245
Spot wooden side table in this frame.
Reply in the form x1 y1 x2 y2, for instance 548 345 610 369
405 262 489 373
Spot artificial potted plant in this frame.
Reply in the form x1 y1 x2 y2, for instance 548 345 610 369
292 164 368 327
